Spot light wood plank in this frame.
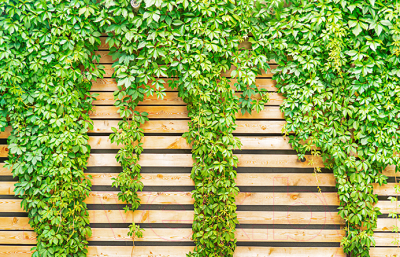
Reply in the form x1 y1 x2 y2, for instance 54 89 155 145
89 106 284 119
87 154 324 168
0 228 344 243
0 246 348 257
102 64 277 78
92 92 284 106
0 211 345 231
370 247 400 257
90 120 286 134
87 136 292 150
91 78 278 92
0 192 340 207
0 120 287 138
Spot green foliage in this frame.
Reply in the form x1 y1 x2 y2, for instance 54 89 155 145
0 0 103 256
97 0 269 255
264 0 400 256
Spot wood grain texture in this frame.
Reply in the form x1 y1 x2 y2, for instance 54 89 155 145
0 228 345 243
89 120 286 134
0 210 345 231
87 154 325 168
0 192 340 206
92 92 284 106
0 120 287 138
89 106 284 119
0 229 398 246
0 198 396 213
0 246 349 257
91 78 278 92
87 136 292 150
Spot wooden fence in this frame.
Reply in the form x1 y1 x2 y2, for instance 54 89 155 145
0 37 399 256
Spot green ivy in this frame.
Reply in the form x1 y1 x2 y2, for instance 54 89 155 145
0 0 103 256
97 0 269 255
264 0 400 256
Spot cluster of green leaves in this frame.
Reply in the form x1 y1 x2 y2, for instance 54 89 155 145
264 0 400 256
97 0 269 255
0 0 103 256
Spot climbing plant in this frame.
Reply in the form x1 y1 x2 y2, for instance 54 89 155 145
97 0 269 255
0 0 103 256
263 0 400 256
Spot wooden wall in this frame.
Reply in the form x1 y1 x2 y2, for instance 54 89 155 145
0 37 399 256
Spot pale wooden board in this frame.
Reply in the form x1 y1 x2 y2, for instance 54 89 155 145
0 191 341 207
101 64 277 78
86 154 325 168
0 120 287 138
90 120 287 134
91 78 278 92
0 228 345 244
89 106 284 119
92 92 284 106
0 246 348 257
87 136 293 150
0 136 291 157
2 245 399 257
1 183 396 197
1 229 398 246
0 210 346 230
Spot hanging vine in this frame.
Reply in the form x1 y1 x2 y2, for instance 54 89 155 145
97 0 269 255
264 0 400 256
0 0 103 256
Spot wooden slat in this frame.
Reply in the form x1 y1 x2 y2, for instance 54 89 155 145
0 191 340 207
0 214 398 231
0 120 287 138
0 196 396 214
1 229 398 246
1 183 396 198
89 106 284 119
87 154 325 168
88 173 337 187
102 64 277 78
91 78 278 92
90 120 286 134
0 228 345 243
370 248 400 257
87 136 292 150
0 246 348 257
92 92 284 106
0 211 345 231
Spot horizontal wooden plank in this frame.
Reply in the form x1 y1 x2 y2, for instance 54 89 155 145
92 92 284 106
87 154 325 168
102 64 277 78
1 229 398 246
90 120 286 134
87 136 292 150
0 246 348 257
89 106 284 119
0 228 345 244
0 210 345 231
91 78 278 92
0 120 287 139
0 191 340 207
370 247 400 257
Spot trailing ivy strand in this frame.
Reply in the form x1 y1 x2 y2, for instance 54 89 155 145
0 0 103 256
97 0 269 255
264 0 400 256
